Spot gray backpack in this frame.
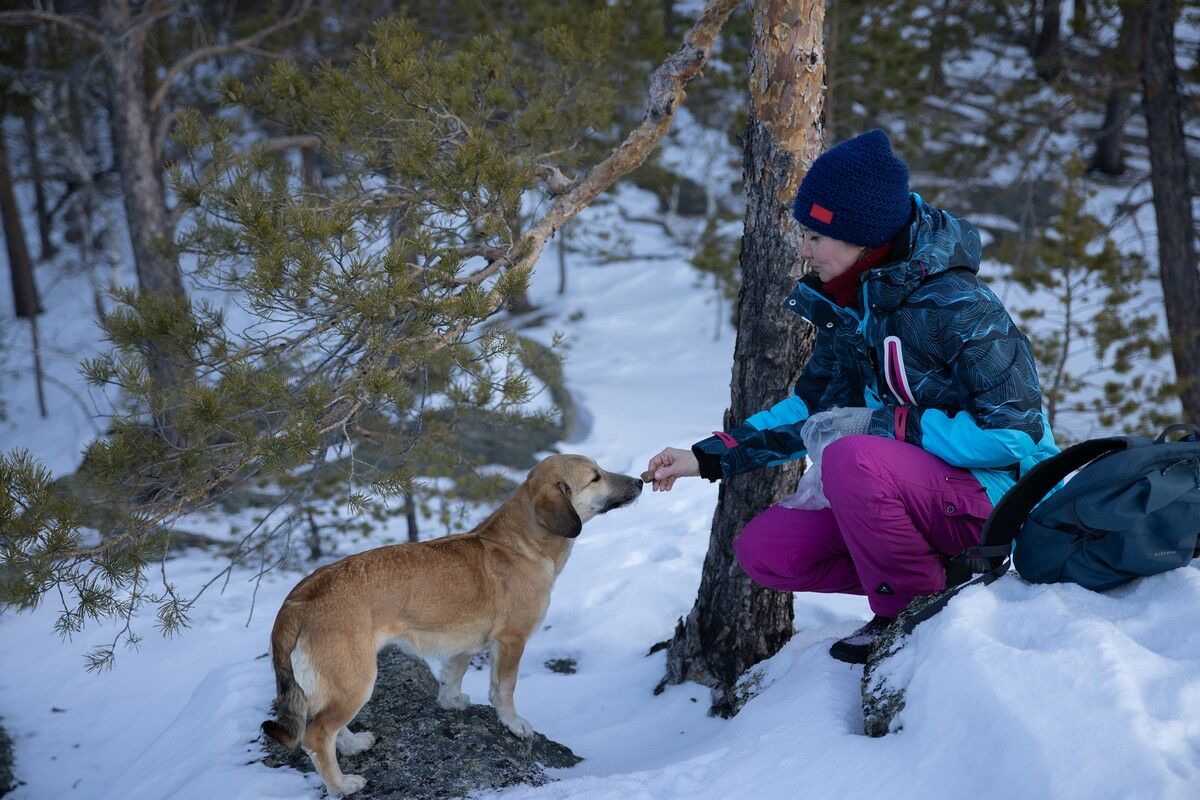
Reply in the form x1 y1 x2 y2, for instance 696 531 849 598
904 423 1200 633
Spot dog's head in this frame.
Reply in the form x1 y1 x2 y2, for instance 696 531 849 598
528 454 643 538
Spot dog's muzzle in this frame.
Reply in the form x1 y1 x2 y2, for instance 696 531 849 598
600 475 643 513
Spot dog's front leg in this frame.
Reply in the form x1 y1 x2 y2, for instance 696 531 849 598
437 652 473 710
489 634 533 738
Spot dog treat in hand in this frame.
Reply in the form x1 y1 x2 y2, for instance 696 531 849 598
641 470 656 484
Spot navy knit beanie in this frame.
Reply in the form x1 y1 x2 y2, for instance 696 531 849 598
791 129 911 247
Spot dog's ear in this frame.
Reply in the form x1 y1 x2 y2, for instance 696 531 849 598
535 480 582 538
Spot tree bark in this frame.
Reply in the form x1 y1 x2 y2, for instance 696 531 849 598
1090 1 1144 176
1071 0 1088 36
0 120 49 417
659 0 824 718
100 0 185 301
100 0 189 442
21 112 56 261
1032 0 1062 81
823 0 843 142
557 221 568 296
0 120 41 319
404 491 419 543
1139 0 1200 424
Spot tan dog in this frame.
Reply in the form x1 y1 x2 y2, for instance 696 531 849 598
261 454 643 796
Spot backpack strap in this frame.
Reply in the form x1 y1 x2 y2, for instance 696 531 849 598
978 437 1130 550
1155 423 1200 444
898 436 1130 638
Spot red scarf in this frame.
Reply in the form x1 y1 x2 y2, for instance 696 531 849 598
820 242 894 308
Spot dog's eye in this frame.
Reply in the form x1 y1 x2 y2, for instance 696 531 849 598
590 474 601 483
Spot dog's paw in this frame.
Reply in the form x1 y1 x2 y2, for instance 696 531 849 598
500 712 534 739
336 730 377 755
437 690 471 710
332 774 366 796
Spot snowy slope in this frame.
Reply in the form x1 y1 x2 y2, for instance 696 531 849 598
2 176 1199 800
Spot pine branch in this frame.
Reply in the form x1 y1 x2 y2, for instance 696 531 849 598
166 134 321 228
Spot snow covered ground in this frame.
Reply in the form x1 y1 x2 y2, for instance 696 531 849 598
3 176 1200 800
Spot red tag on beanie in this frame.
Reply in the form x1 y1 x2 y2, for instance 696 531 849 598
809 203 834 224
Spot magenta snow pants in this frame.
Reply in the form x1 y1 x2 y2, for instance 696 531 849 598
733 435 995 617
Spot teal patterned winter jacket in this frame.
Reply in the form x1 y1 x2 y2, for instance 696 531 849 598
692 193 1059 507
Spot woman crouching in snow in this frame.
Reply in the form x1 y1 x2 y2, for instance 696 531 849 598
646 129 1058 664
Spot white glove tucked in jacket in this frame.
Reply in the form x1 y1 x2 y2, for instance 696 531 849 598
778 407 874 511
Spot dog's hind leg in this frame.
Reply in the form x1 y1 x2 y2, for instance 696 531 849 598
489 634 533 739
437 652 473 710
301 641 376 796
304 707 365 797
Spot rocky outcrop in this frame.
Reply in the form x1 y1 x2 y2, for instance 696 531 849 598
861 590 950 738
261 646 581 799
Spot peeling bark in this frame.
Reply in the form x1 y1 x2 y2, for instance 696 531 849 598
660 0 825 717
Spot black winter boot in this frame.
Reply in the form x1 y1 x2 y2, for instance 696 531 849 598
829 614 895 664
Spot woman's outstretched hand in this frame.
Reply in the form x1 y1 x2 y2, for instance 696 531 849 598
645 447 700 492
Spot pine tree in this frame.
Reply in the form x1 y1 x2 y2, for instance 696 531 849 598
1 0 741 670
999 157 1174 442
659 0 824 717
1138 0 1200 424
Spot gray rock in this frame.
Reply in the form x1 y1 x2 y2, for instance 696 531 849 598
261 646 582 799
0 719 14 797
860 590 951 738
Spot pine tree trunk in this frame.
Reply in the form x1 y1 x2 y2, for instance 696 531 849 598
926 0 951 95
0 119 48 417
21 112 55 261
1032 0 1062 81
101 0 188 441
1072 0 1088 36
404 491 419 543
824 0 843 142
1139 0 1200 424
659 0 824 718
0 118 41 319
557 221 568 296
1090 3 1143 176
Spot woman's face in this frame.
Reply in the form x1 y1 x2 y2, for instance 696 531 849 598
800 229 866 283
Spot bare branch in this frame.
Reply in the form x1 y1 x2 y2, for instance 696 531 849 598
123 0 182 40
0 10 104 43
152 108 178 164
536 163 579 196
148 0 313 114
249 134 322 154
466 0 743 294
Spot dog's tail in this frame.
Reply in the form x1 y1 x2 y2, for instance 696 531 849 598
262 614 308 750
